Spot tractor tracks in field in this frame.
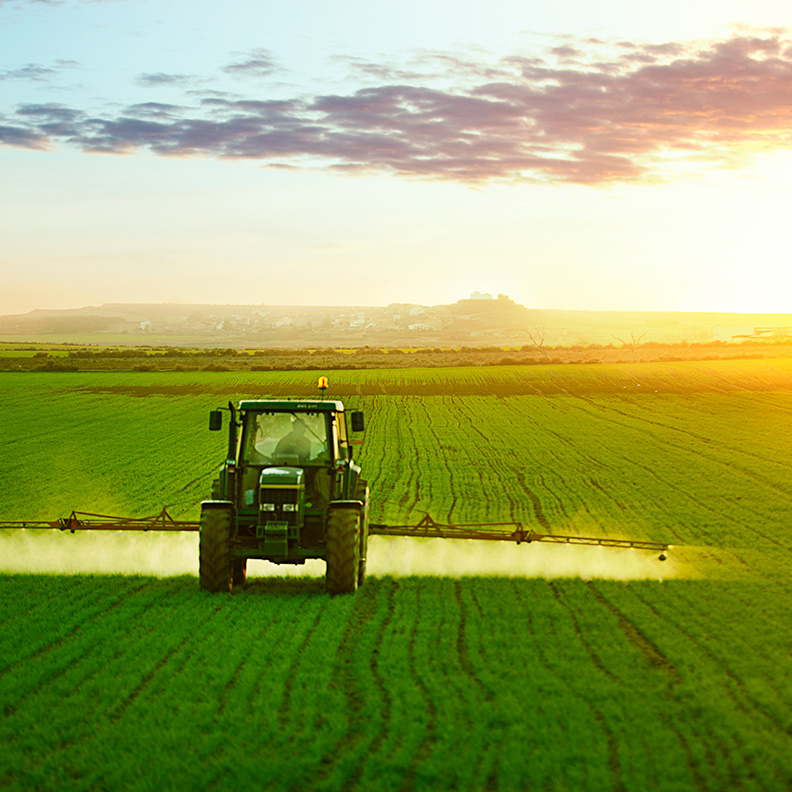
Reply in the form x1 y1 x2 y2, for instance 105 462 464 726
106 596 229 722
2 584 232 782
462 584 512 792
584 583 682 684
547 581 622 686
586 583 777 787
510 581 629 792
628 586 790 735
311 579 398 790
395 583 439 792
573 397 792 530
0 578 158 716
274 603 329 730
549 581 711 791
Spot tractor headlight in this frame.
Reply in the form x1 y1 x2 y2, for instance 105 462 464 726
282 503 297 512
260 503 276 511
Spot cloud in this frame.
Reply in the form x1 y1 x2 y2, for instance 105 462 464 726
137 73 196 88
223 48 279 78
0 59 79 82
0 123 48 148
1 64 57 81
4 30 792 185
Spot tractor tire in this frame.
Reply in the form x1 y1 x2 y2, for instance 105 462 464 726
325 507 360 595
199 506 232 593
356 480 370 587
232 558 247 587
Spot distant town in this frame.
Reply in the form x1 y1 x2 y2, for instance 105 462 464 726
1 293 791 348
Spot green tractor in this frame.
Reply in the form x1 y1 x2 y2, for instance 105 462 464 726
201 394 369 595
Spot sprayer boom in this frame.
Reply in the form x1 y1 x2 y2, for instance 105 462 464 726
1 509 669 557
369 514 669 552
0 508 200 533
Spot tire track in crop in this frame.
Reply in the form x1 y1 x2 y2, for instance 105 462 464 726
313 579 397 790
3 581 224 785
108 599 228 723
451 397 555 530
501 396 632 527
171 469 215 496
509 581 628 792
585 583 681 684
412 396 465 522
0 578 156 706
513 474 552 531
593 584 776 787
628 586 789 734
396 582 438 792
549 582 710 790
599 394 792 485
453 580 488 697
463 584 513 792
443 401 491 522
275 603 328 730
547 581 621 685
566 396 792 544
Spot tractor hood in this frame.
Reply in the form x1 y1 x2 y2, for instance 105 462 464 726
259 466 305 487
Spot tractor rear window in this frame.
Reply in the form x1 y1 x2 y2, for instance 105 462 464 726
242 412 331 466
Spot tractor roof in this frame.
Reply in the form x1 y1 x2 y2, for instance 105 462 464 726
238 399 344 412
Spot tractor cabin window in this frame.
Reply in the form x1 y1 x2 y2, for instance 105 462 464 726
242 412 332 467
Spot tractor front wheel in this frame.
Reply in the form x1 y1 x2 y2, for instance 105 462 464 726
199 505 233 592
325 507 360 595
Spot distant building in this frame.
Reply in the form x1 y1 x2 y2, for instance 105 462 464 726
470 291 493 301
712 326 791 342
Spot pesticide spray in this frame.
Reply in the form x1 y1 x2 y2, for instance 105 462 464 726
0 530 694 581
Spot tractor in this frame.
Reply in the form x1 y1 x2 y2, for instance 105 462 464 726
201 395 369 594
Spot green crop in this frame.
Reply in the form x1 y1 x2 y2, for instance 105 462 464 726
1 360 791 790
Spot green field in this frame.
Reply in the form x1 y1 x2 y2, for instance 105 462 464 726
1 360 791 790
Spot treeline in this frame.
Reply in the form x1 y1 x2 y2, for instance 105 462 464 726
2 339 788 373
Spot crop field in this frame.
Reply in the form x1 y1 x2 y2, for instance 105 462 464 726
1 360 791 791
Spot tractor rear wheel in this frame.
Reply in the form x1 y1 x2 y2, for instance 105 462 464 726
325 507 360 595
199 506 232 592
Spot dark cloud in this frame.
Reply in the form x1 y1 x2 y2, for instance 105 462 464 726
4 31 792 185
0 59 79 82
0 122 48 148
137 73 195 87
0 64 57 81
223 48 279 78
123 102 183 119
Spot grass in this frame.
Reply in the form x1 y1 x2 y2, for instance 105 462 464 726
1 359 791 790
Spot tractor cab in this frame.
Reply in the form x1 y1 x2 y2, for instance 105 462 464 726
239 404 339 510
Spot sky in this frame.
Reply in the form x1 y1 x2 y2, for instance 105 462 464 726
1 0 792 315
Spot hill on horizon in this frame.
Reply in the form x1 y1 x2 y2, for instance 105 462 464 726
1 296 791 347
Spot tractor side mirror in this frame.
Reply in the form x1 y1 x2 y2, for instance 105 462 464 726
209 410 223 431
350 411 365 432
